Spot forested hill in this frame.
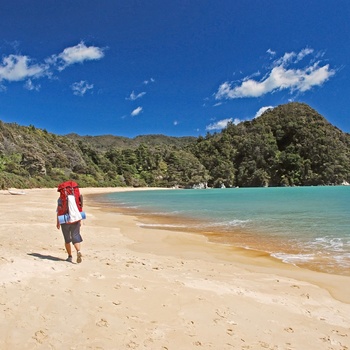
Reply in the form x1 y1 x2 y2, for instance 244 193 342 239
192 103 350 187
1 102 350 189
65 133 196 151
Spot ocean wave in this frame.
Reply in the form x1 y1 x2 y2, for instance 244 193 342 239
333 253 350 266
306 236 350 252
137 223 188 229
136 219 249 230
172 219 250 231
206 219 250 229
271 252 315 265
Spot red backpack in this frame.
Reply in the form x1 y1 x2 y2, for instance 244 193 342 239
57 181 83 216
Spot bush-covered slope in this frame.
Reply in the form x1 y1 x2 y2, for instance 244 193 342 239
191 102 350 187
65 133 196 151
1 102 350 189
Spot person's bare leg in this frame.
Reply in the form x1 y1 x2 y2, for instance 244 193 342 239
65 242 72 256
65 243 73 262
73 242 80 252
74 242 82 263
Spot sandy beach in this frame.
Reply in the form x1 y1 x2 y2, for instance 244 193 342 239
0 187 349 350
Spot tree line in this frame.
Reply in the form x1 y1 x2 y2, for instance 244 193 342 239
1 102 350 189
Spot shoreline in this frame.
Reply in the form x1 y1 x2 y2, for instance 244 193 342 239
1 187 349 349
88 189 350 278
87 188 350 304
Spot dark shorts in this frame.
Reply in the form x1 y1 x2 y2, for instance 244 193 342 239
61 221 83 244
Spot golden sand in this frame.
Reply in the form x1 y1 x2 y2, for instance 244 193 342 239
0 187 349 349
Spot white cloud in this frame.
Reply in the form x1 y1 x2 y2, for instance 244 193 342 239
206 118 233 131
143 78 155 85
296 48 314 62
173 120 178 126
0 54 47 82
207 107 274 131
24 79 41 91
131 106 143 116
127 90 146 100
254 106 274 118
71 80 94 96
215 48 335 100
0 41 105 92
51 41 105 71
233 118 243 125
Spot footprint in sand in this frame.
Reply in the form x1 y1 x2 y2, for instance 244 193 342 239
126 340 139 349
96 318 109 327
90 272 105 279
226 328 234 336
33 330 47 344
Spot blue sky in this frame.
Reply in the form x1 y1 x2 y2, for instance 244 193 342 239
0 1 349 137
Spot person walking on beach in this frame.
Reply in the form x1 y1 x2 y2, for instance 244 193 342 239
56 216 83 263
56 181 84 263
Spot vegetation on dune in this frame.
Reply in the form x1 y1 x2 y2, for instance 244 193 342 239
1 102 350 189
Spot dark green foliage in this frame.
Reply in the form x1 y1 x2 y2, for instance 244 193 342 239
66 133 195 151
1 102 350 189
191 102 350 187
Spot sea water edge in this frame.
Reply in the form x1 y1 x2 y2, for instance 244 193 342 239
95 186 350 276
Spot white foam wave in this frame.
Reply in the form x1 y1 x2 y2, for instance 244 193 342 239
137 223 188 229
137 217 250 231
271 252 315 265
332 253 350 266
307 236 350 252
208 219 250 228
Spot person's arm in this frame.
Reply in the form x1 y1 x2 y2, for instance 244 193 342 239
56 214 60 229
56 198 61 229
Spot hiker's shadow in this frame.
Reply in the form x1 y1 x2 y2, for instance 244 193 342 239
28 253 65 262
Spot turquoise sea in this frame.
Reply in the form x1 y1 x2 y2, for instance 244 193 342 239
100 186 350 276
